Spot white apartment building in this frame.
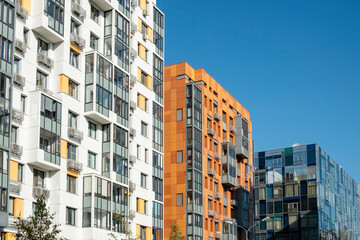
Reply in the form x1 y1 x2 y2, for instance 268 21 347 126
2 0 164 239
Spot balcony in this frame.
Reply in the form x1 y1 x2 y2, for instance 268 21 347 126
9 180 22 195
11 143 23 158
215 232 222 239
235 116 249 159
28 149 61 171
208 168 216 176
71 1 86 19
70 33 85 49
231 200 237 206
37 52 54 69
215 192 222 200
214 112 221 121
33 186 50 199
207 128 215 136
214 152 221 161
129 181 136 192
12 109 24 124
91 0 113 11
222 175 237 188
129 154 136 164
208 210 216 218
68 127 84 142
32 14 63 43
67 158 83 172
15 39 27 54
230 125 237 133
16 4 28 20
130 128 136 137
13 73 25 88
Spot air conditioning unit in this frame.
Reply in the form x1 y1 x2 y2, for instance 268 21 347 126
130 128 136 137
131 0 138 7
68 127 84 141
67 159 76 169
129 155 136 164
75 162 83 172
129 181 136 191
208 168 216 176
231 200 237 206
215 192 222 200
15 39 27 53
16 5 28 20
214 112 221 121
230 125 237 133
129 210 135 219
214 152 221 160
142 9 149 17
130 74 137 85
131 23 137 34
71 2 86 19
130 101 136 110
13 73 25 87
11 143 23 157
70 33 85 49
142 32 148 41
215 232 222 239
12 108 24 123
208 210 216 217
130 48 137 61
37 53 54 69
33 186 50 199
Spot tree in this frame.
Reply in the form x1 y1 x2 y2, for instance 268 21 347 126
169 222 184 240
14 193 66 240
108 210 134 240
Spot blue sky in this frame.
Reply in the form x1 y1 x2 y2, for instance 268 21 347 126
158 0 360 182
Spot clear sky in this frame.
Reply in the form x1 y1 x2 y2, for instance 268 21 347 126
158 0 360 182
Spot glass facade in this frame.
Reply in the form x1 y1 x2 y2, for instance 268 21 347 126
254 144 359 240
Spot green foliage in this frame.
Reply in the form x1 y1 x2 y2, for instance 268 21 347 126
14 193 66 240
108 210 134 240
169 222 184 240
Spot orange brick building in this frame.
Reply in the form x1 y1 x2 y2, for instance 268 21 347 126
164 62 253 240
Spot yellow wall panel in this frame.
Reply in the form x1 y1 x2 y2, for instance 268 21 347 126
9 160 18 181
67 169 79 178
138 44 146 60
146 227 151 240
139 0 147 10
6 233 16 240
59 74 69 94
146 76 152 90
137 67 142 82
14 198 24 218
138 94 146 110
70 43 81 55
147 27 153 42
22 0 31 14
137 198 145 213
136 224 140 238
61 139 68 158
138 18 142 32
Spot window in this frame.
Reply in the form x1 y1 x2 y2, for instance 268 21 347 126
90 5 99 23
36 70 48 88
141 121 147 137
21 95 26 113
13 58 19 74
66 207 76 226
137 198 147 214
141 173 146 188
69 80 78 99
70 49 79 68
18 164 23 182
8 197 14 216
23 28 29 44
176 109 183 121
44 0 64 35
68 112 77 129
38 39 48 55
88 122 96 139
88 152 96 169
137 94 148 111
177 150 183 163
67 175 76 194
140 71 147 86
33 169 45 188
144 148 148 163
70 19 80 35
0 36 13 62
67 143 77 161
11 126 17 144
139 225 146 240
177 193 183 206
137 145 140 159
90 33 99 50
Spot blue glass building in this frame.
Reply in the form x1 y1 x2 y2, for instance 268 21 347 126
253 144 359 240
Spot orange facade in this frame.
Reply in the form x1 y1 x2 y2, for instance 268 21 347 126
164 62 253 240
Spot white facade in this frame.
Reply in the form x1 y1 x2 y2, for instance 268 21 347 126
6 0 164 239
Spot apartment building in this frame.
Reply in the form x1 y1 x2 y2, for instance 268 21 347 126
0 0 16 237
254 144 359 240
164 62 253 240
1 0 164 239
